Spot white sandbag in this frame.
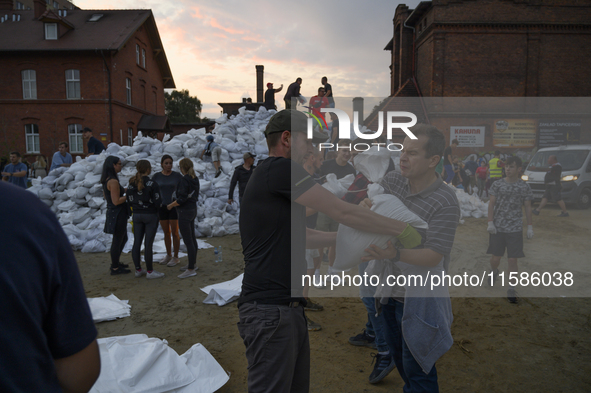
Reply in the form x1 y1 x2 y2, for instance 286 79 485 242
197 222 212 237
322 173 348 198
83 173 102 188
334 194 428 271
81 239 107 253
201 273 244 307
170 343 230 392
57 200 77 211
212 226 227 237
353 146 393 183
87 294 131 323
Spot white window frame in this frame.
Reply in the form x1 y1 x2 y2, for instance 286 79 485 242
22 70 37 99
68 124 84 153
16 1 25 10
126 78 132 105
128 127 133 146
53 1 59 9
136 44 140 65
65 69 80 99
142 48 146 68
25 124 40 153
45 23 57 40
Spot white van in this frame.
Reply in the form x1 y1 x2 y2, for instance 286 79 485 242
522 144 591 209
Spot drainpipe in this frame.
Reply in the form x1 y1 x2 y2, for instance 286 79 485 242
99 50 113 142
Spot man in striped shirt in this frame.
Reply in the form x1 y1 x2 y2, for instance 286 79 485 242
363 124 460 392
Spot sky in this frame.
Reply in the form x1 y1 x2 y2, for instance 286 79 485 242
76 0 422 119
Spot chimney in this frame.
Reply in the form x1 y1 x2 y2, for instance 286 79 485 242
255 65 264 103
0 0 12 11
353 97 364 126
34 0 46 19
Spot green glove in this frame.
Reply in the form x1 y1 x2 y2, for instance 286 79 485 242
397 224 423 249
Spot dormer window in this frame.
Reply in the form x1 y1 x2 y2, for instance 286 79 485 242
88 14 104 22
45 23 57 40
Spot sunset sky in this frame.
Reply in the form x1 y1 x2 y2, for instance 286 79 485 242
77 0 421 119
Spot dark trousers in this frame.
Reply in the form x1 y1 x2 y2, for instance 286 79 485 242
178 206 198 269
237 302 310 393
132 212 159 271
443 164 454 183
110 210 128 269
381 299 439 393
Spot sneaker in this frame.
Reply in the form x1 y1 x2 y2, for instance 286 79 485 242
178 269 197 278
159 255 172 265
532 209 540 216
215 169 222 178
558 212 569 217
135 269 147 278
110 267 131 275
179 264 189 271
369 353 396 384
147 271 165 279
118 262 129 268
348 329 377 349
167 257 180 267
304 299 324 311
507 287 518 303
488 268 499 287
307 316 322 331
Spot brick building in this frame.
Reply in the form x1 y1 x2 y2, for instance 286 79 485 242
12 0 77 11
367 0 591 155
0 0 175 167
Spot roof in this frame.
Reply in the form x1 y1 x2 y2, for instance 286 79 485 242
137 115 171 132
0 9 175 88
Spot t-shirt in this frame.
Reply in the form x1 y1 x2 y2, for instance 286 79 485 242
0 183 97 392
87 136 106 154
152 171 184 205
264 88 275 109
476 166 488 180
228 165 256 199
309 95 329 122
3 162 28 188
238 157 316 305
324 82 334 104
50 151 73 172
544 163 562 186
284 81 301 100
464 160 478 176
489 178 533 233
443 146 453 166
320 159 356 180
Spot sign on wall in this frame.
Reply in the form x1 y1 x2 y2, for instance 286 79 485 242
493 119 536 147
538 120 581 148
450 126 485 147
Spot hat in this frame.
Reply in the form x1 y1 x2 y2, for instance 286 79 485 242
267 82 273 88
206 134 214 141
243 152 256 160
82 127 92 133
264 110 327 144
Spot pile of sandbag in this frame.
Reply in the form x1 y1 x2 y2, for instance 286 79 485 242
452 186 489 219
26 106 276 252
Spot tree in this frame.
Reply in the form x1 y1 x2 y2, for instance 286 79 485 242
164 89 206 123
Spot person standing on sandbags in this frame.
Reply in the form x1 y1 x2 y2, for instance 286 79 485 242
167 158 200 278
101 156 131 275
153 155 183 267
200 134 223 178
127 160 164 279
228 152 256 205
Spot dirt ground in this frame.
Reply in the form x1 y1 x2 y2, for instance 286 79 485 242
78 203 591 393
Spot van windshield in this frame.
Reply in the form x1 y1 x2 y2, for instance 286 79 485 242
527 150 589 172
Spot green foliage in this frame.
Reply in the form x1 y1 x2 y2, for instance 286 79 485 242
164 89 204 123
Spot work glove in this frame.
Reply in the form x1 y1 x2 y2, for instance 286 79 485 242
397 224 423 249
487 221 497 234
527 225 534 239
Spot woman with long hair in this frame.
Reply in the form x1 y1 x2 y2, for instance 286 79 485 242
101 155 130 275
167 158 200 278
152 155 183 267
127 160 164 279
33 155 47 178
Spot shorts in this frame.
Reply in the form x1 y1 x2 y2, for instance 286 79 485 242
316 212 339 232
158 205 178 220
487 231 525 258
543 185 562 202
305 249 320 270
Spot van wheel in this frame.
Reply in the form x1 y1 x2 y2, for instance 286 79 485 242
576 188 591 209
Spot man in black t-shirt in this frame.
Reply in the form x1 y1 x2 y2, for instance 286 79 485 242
264 82 283 110
321 76 334 108
237 110 424 392
83 127 106 156
532 155 569 216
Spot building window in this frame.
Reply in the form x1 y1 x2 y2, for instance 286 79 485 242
136 44 140 65
16 1 25 10
45 23 57 40
65 69 80 99
142 48 146 68
126 78 132 105
22 70 37 99
68 124 84 153
53 1 59 8
128 128 133 146
25 124 40 153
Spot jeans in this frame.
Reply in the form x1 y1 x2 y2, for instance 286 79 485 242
238 302 309 393
443 164 454 183
110 210 128 269
381 299 439 393
178 206 198 270
132 212 159 271
359 262 389 353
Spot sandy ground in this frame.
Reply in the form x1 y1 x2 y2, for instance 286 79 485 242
78 203 591 392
